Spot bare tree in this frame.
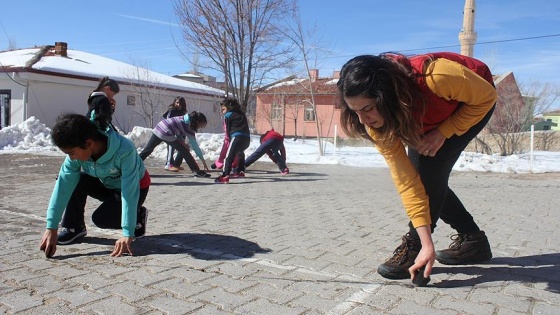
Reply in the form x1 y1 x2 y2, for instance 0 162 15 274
280 7 334 156
7 38 17 51
486 79 560 155
471 135 493 155
535 130 559 151
191 53 201 74
123 63 168 128
258 95 274 129
285 96 302 138
523 81 559 117
524 81 560 152
174 0 296 113
486 82 529 155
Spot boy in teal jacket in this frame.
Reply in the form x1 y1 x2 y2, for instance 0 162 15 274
40 113 150 258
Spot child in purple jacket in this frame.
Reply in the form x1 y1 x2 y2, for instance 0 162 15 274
139 111 210 178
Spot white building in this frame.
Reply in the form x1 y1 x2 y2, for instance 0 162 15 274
0 42 225 133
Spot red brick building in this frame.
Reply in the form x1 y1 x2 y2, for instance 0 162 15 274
254 70 346 138
254 69 524 139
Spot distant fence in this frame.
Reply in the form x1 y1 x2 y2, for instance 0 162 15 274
466 130 560 154
321 129 560 154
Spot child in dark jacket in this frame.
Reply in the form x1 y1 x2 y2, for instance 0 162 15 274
215 98 250 184
86 76 120 130
244 129 289 174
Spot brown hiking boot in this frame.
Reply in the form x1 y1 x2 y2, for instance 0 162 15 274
436 231 493 265
377 233 421 279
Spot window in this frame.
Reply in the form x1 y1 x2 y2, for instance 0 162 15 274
272 104 283 120
127 95 136 106
304 105 316 121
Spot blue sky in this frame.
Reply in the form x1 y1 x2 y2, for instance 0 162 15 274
1 0 559 88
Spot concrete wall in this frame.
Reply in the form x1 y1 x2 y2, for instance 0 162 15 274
466 130 560 153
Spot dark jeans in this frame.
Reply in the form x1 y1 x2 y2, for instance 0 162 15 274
167 135 186 167
223 136 250 175
407 106 495 239
139 134 199 171
245 139 287 171
61 173 149 229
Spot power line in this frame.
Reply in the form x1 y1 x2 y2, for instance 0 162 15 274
322 33 560 61
398 33 560 53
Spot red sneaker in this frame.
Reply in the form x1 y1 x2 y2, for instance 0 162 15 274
231 172 245 178
214 175 230 184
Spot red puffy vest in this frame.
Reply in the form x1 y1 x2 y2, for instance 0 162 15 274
409 52 494 133
260 129 284 143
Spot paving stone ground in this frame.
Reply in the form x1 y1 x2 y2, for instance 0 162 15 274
1 153 559 314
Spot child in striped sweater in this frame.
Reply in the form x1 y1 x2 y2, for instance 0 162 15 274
139 111 210 178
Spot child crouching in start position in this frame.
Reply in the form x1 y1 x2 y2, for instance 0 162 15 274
241 128 289 174
139 111 211 178
40 113 150 258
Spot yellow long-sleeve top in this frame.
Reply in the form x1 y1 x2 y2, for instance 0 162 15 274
367 58 497 228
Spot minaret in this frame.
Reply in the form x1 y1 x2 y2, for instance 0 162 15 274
459 0 477 57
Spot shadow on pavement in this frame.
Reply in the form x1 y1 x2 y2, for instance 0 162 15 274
433 252 560 293
149 181 215 187
48 237 116 260
81 236 117 246
134 232 272 259
243 170 329 177
148 172 328 186
51 250 112 260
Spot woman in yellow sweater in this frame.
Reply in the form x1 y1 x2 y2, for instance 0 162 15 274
337 52 497 283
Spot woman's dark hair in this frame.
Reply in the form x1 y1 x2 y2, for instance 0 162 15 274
188 111 207 132
52 113 106 149
168 96 187 114
337 53 425 146
220 98 241 111
94 76 120 94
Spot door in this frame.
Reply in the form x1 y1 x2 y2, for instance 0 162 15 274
0 90 10 129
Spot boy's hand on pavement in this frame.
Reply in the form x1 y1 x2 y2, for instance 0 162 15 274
111 237 135 257
39 229 58 258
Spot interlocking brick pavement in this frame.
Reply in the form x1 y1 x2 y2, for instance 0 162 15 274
1 153 559 314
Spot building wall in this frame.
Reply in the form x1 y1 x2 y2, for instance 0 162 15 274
1 72 223 133
255 93 350 138
254 71 528 141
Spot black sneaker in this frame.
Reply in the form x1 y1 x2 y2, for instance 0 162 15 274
57 227 87 245
377 233 421 279
134 207 148 238
193 170 211 178
436 231 492 265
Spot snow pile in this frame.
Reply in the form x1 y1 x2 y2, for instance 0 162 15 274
0 117 56 152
